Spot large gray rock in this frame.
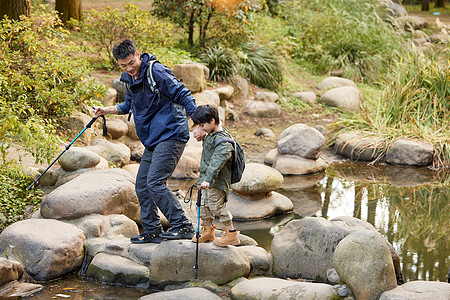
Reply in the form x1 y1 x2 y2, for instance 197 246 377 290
273 154 327 175
119 135 145 162
0 280 43 298
384 0 408 18
255 91 279 102
173 63 206 93
59 146 101 171
106 118 128 139
386 138 434 166
238 246 272 276
41 169 140 222
321 86 362 111
0 219 85 281
231 163 283 195
291 91 316 104
232 75 249 100
334 230 397 300
318 76 357 90
397 16 427 31
139 287 221 300
380 281 450 300
244 100 281 117
271 216 402 283
86 253 149 287
87 138 131 166
335 132 385 161
228 191 293 220
149 240 250 286
277 124 324 159
230 277 335 300
68 214 139 239
113 77 127 102
64 111 93 144
211 85 234 101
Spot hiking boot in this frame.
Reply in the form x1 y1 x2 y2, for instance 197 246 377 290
192 225 215 243
130 232 163 244
160 224 195 240
213 229 240 247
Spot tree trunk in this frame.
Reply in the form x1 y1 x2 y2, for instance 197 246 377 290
435 0 446 8
421 0 430 11
55 0 82 26
0 0 31 20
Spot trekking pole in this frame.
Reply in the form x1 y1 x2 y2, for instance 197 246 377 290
26 115 106 190
194 186 202 279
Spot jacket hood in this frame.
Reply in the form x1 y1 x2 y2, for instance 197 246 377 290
119 52 157 84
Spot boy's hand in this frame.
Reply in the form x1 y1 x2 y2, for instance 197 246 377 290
193 126 206 142
200 181 210 189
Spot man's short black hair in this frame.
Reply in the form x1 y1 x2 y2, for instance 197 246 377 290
113 39 137 60
192 105 220 125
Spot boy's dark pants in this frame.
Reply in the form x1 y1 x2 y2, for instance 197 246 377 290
135 139 191 234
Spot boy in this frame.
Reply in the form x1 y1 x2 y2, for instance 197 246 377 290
191 105 240 247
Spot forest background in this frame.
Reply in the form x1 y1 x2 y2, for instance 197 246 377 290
0 0 449 230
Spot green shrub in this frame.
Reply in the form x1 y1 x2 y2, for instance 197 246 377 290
0 165 43 231
199 46 237 82
0 9 106 164
281 0 407 83
239 42 283 91
71 3 174 68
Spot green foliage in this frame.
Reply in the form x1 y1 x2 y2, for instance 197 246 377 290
238 42 283 91
280 0 407 83
0 165 43 231
70 3 173 68
199 46 237 82
0 9 106 165
152 0 255 47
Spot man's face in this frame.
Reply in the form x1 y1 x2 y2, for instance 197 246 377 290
117 53 141 78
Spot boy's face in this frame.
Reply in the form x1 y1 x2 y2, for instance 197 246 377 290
117 52 141 78
199 119 215 134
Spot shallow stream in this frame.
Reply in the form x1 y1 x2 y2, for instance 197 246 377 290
22 161 449 299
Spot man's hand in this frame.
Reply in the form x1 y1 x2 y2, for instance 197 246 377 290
92 106 118 117
200 181 210 189
193 126 206 142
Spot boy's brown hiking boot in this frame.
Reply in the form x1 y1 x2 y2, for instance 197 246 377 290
192 225 215 243
213 229 240 247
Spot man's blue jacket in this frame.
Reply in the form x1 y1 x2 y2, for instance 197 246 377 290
116 53 197 150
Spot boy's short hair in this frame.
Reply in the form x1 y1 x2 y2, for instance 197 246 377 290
192 105 220 125
113 39 137 60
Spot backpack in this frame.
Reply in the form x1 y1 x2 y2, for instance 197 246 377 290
213 132 245 184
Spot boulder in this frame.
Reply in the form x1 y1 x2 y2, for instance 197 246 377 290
244 100 281 118
192 90 221 107
230 277 335 300
172 64 206 93
125 117 140 141
41 169 140 222
106 118 128 139
263 148 278 166
148 240 250 287
231 163 283 195
113 77 127 102
139 287 221 300
321 86 362 111
227 191 293 220
238 246 272 276
87 138 131 166
119 135 145 162
317 77 358 90
84 236 137 264
271 216 402 282
277 124 324 159
69 214 139 239
64 111 93 144
255 91 279 102
0 219 85 281
172 146 202 179
0 281 43 298
291 91 316 104
335 132 385 161
232 75 249 100
334 230 397 300
211 85 234 101
86 253 149 287
36 166 59 186
255 128 275 138
384 0 407 18
59 147 101 171
386 138 434 166
380 281 450 300
98 87 117 107
273 154 327 175
397 16 428 31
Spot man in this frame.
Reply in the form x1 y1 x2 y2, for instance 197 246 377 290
94 39 197 243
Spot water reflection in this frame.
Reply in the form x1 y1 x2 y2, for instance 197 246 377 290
240 162 449 282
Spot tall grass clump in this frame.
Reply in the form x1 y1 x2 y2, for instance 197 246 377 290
199 46 237 82
281 0 407 83
330 49 450 168
238 42 283 91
